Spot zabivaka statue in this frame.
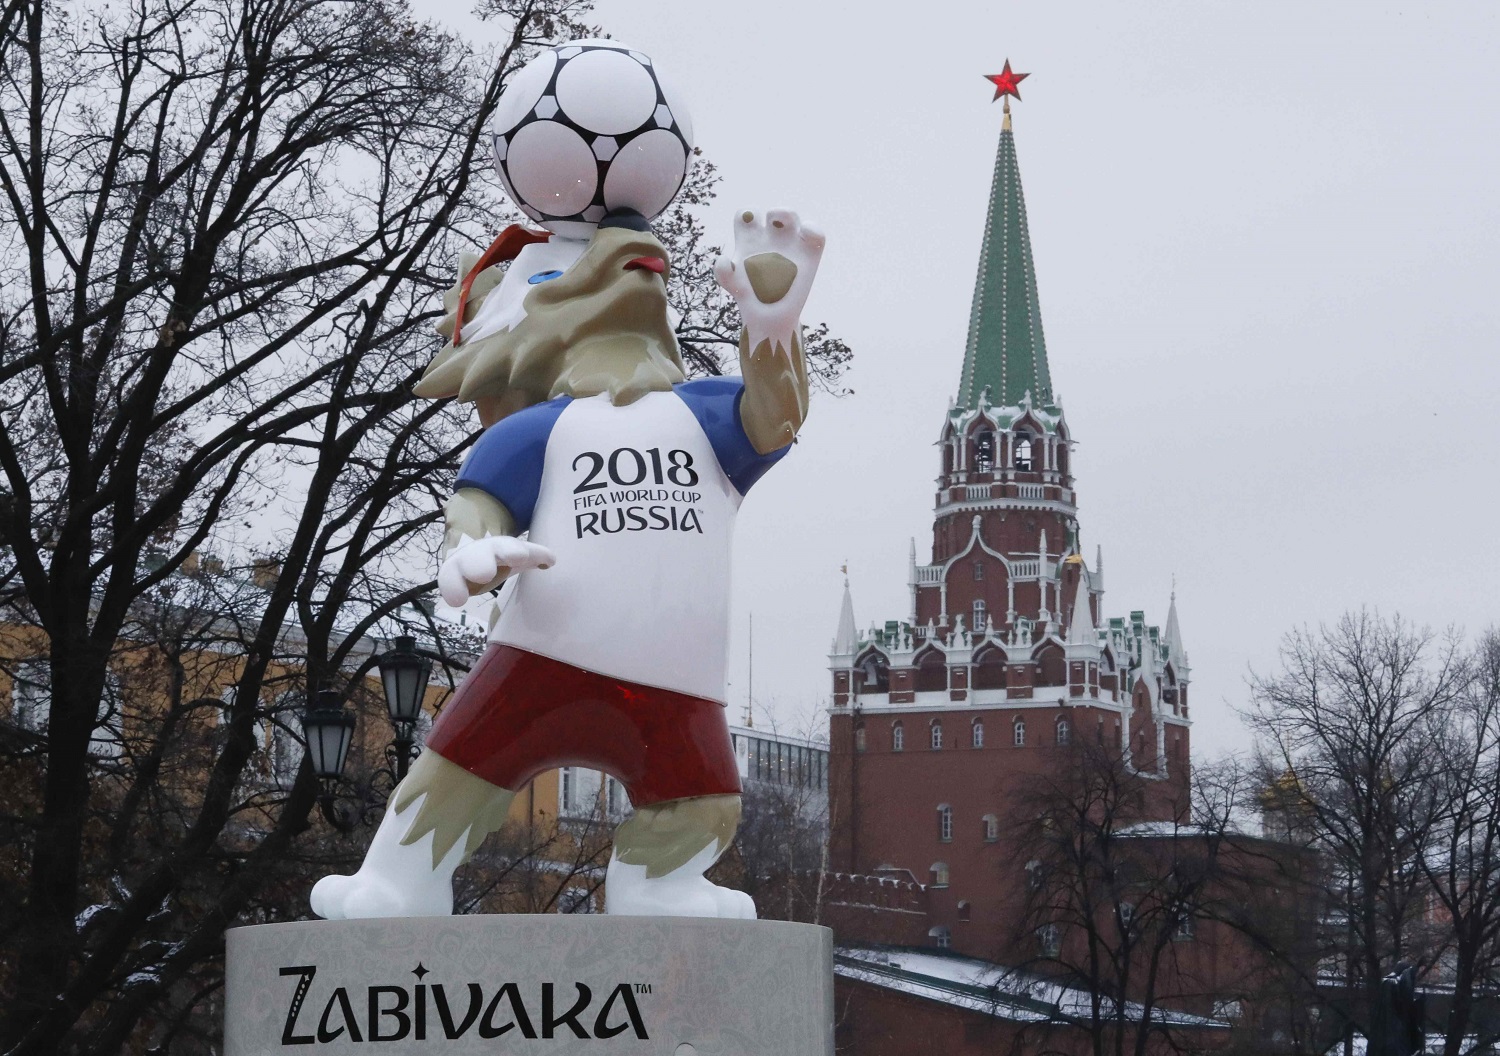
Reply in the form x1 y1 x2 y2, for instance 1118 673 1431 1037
311 40 823 922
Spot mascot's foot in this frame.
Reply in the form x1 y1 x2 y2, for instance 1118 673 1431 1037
603 850 757 920
310 801 461 920
311 870 454 920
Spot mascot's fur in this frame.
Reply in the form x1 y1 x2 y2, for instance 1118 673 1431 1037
417 226 686 426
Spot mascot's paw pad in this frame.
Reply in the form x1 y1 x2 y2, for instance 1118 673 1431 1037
713 209 824 336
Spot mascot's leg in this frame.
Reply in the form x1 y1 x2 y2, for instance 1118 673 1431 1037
604 793 755 919
311 751 513 919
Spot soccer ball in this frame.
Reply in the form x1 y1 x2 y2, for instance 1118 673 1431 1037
491 40 694 240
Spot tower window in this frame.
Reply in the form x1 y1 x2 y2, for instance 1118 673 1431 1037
957 900 971 922
930 721 943 750
931 862 950 887
1014 435 1034 471
855 724 867 752
892 722 904 752
1056 718 1070 745
972 720 984 748
929 925 952 948
972 599 986 631
973 561 984 581
938 804 953 842
1014 719 1026 747
975 431 995 471
983 814 999 842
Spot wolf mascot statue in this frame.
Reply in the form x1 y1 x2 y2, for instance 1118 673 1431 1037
311 204 823 920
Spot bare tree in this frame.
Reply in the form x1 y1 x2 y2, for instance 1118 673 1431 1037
1008 741 1246 1056
1244 612 1471 1056
0 0 851 1051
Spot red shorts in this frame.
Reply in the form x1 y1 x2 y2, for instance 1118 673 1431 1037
425 644 741 807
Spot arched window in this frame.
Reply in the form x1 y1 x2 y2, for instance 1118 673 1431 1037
982 814 999 842
857 651 890 693
1014 434 1034 471
929 925 952 948
270 691 305 787
1175 909 1196 940
972 720 985 748
915 651 947 693
1118 902 1136 932
973 649 1008 690
957 901 971 922
937 804 953 842
1013 719 1026 747
1056 717 1070 745
10 660 49 731
975 430 995 471
892 721 904 752
1037 924 1060 957
1026 859 1045 890
930 721 943 750
930 862 950 887
854 724 867 752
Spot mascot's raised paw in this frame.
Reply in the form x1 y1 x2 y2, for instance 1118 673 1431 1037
713 209 825 352
437 535 556 608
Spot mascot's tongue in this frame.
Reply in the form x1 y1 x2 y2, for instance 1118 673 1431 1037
624 256 666 274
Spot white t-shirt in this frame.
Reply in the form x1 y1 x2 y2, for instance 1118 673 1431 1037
456 379 787 703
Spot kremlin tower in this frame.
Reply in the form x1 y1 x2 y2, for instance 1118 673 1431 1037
824 78 1193 960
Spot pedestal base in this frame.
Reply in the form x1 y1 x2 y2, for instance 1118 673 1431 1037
225 915 833 1055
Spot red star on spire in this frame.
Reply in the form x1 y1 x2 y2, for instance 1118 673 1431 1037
984 60 1029 102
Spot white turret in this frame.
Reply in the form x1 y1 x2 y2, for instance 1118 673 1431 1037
832 576 858 659
1065 571 1099 658
1163 588 1188 677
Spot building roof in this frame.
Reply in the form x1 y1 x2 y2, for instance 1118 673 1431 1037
957 111 1053 411
835 945 1230 1029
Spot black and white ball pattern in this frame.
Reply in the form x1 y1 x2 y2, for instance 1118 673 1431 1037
491 40 694 240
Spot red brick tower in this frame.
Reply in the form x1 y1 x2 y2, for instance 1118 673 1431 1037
825 99 1193 960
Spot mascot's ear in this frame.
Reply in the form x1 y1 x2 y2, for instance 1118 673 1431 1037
453 224 551 346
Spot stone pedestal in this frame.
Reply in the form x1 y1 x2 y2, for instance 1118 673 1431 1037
225 915 833 1055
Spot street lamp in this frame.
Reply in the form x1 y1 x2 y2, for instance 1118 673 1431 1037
301 689 356 783
301 634 448 831
377 634 432 782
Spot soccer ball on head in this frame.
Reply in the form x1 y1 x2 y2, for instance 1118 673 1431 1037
491 40 694 240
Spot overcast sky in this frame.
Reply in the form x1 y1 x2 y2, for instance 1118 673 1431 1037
430 1 1500 758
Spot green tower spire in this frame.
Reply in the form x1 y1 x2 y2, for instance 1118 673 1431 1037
957 104 1053 410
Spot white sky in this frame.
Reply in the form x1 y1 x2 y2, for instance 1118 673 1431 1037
431 1 1500 758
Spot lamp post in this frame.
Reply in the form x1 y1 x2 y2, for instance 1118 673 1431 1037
376 634 432 783
301 634 441 831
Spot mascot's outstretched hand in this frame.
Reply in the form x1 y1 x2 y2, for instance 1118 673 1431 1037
714 208 825 354
714 208 823 456
438 535 555 608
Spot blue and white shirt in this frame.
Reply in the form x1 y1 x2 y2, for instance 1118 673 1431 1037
457 378 787 703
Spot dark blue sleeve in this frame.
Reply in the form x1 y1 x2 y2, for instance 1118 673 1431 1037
674 378 790 496
455 397 571 533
